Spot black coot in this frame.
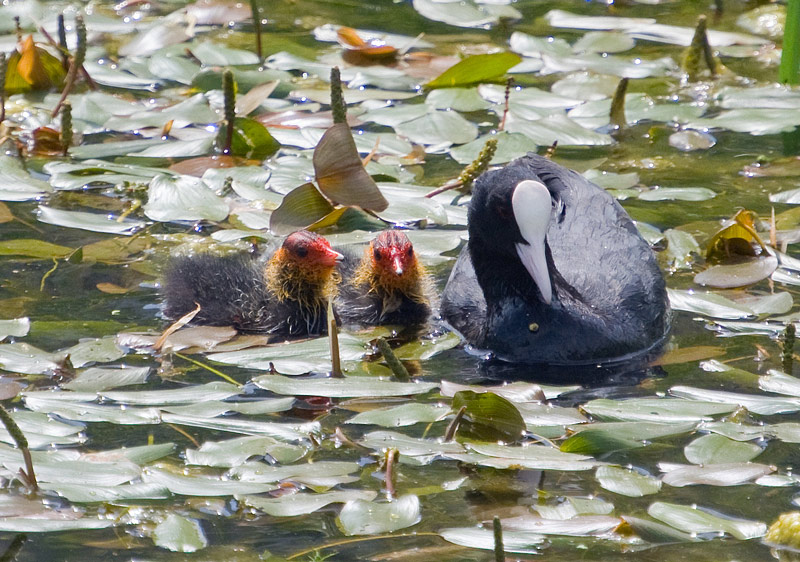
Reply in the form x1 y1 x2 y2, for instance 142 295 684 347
441 153 670 365
162 230 343 336
337 230 433 327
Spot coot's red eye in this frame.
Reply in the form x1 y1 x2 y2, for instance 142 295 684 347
374 248 382 261
295 246 308 258
406 246 413 257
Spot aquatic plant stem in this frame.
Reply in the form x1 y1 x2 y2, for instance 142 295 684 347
782 323 796 374
57 14 68 69
498 77 513 131
52 14 86 117
781 0 800 84
0 405 37 492
609 78 628 129
60 101 72 156
249 0 263 61
384 448 398 498
682 15 718 81
424 137 497 198
444 405 466 441
0 53 5 125
222 69 235 154
328 298 342 377
174 352 240 386
330 67 346 124
375 338 410 381
493 516 504 562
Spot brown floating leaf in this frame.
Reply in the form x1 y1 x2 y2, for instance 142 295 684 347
652 345 725 366
96 282 131 294
313 123 388 212
269 182 334 235
0 203 13 224
168 155 249 176
337 27 398 60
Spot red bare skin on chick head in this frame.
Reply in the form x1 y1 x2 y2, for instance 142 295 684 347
371 230 415 278
354 230 427 303
266 230 343 303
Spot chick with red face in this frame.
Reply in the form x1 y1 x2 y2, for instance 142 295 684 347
337 230 434 327
162 230 343 336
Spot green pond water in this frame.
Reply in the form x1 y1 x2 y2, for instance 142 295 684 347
0 0 799 560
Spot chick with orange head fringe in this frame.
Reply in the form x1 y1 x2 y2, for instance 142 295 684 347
162 230 343 336
336 230 434 327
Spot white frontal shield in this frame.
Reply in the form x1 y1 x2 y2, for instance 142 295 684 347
511 180 552 305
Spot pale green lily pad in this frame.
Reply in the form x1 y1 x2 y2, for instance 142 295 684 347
639 187 717 202
43 482 169 503
153 514 208 553
253 376 438 398
0 155 53 201
670 385 800 415
694 256 778 289
413 0 520 28
143 467 277 496
684 434 762 465
0 318 30 341
185 436 307 468
65 337 126 368
37 206 146 235
346 403 450 427
244 490 377 517
63 366 150 392
596 466 661 497
647 501 766 539
439 527 543 554
101 382 240 405
144 175 229 223
337 495 421 536
667 289 755 319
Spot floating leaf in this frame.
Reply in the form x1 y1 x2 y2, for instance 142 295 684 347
346 403 450 427
596 466 661 497
694 256 778 289
684 434 762 465
337 495 421 536
313 123 388 211
269 182 333 235
0 156 53 201
253 376 438 398
37 206 146 236
667 289 755 319
639 187 717 202
152 514 208 553
648 502 767 539
439 527 543 553
144 174 229 222
661 462 772 487
452 390 526 442
5 36 66 94
244 490 377 517
427 53 522 89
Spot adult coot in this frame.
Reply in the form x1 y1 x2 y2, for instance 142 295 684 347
441 154 670 365
162 230 343 336
337 230 434 327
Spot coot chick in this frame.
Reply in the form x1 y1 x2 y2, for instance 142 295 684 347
441 153 670 365
337 231 433 327
162 230 343 336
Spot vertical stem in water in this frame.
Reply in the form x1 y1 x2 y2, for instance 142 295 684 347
249 0 263 61
781 0 800 84
783 323 796 374
222 69 235 154
493 516 504 562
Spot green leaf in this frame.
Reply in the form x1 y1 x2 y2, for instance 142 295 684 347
346 403 450 427
253 376 438 398
244 490 377 517
451 390 526 442
37 206 146 236
227 117 280 160
684 434 763 464
693 256 778 289
269 182 334 235
647 501 767 540
596 466 662 497
427 52 522 89
144 174 229 222
337 495 421 536
0 155 53 201
0 239 72 259
439 527 543 554
639 187 717 201
152 514 208 553
661 462 772 487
